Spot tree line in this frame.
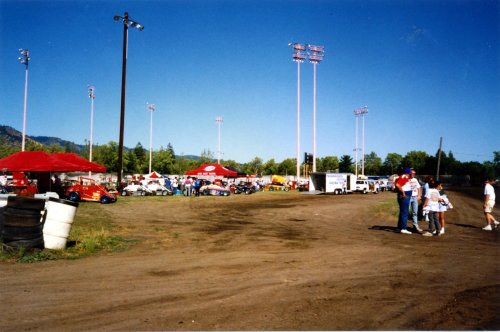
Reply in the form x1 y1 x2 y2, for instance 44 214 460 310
1 138 498 185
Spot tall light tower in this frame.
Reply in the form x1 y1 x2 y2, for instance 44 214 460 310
147 103 155 174
360 106 368 175
18 49 30 152
88 86 95 177
215 116 223 164
353 108 360 178
114 12 144 187
354 106 368 176
308 44 324 172
289 43 306 181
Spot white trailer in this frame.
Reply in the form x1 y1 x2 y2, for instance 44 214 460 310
309 172 356 194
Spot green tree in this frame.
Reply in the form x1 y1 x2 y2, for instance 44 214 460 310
167 143 176 164
262 158 278 175
152 146 175 174
0 138 18 158
223 159 240 170
402 151 428 172
364 152 382 175
317 156 339 172
339 155 353 173
133 142 147 173
382 153 403 175
277 158 296 176
199 149 215 164
243 157 264 176
124 150 139 174
93 141 119 173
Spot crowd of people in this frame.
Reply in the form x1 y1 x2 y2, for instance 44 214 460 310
142 176 266 197
393 167 497 236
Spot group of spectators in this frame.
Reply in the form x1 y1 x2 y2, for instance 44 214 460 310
162 176 264 196
394 168 452 236
394 167 497 235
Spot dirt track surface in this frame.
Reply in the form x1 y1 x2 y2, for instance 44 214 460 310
1 188 499 331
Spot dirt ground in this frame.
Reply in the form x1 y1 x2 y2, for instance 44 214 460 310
1 187 499 331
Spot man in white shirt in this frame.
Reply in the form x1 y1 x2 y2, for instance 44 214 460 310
482 178 498 231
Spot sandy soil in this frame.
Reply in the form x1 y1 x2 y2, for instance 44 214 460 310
1 188 499 331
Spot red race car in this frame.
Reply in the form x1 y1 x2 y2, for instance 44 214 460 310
63 177 116 204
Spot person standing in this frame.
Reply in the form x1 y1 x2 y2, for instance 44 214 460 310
420 176 433 223
422 181 443 236
409 170 422 232
482 178 498 231
395 168 413 234
185 177 192 197
438 184 449 235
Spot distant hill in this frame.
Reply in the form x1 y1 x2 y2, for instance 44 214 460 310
0 125 84 152
0 125 199 160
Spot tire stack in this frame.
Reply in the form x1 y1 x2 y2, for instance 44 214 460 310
1 196 46 250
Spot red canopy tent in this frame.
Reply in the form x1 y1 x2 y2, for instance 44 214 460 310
52 153 106 172
185 163 239 177
145 171 162 178
0 151 106 172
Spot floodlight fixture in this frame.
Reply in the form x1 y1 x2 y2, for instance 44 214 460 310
18 49 30 65
289 43 307 63
114 13 144 31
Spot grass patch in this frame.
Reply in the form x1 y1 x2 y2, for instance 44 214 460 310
0 201 135 263
374 196 400 218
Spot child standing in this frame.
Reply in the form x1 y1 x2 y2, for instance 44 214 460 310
422 181 443 237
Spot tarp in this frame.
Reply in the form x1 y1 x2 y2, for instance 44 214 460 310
185 163 239 177
0 151 106 172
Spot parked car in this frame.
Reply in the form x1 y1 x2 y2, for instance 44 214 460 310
354 179 370 194
63 177 116 203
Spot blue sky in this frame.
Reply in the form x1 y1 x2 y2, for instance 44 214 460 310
1 0 499 164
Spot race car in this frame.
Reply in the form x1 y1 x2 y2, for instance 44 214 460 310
63 177 116 203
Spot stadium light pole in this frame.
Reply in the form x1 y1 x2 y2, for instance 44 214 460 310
354 106 368 176
289 43 307 181
114 12 144 187
215 116 223 164
18 49 30 152
353 107 361 178
360 106 368 175
88 86 95 178
308 45 324 173
147 103 155 174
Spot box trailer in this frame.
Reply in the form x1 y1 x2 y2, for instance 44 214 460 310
309 172 356 194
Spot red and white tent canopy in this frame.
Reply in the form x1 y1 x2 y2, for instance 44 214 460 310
185 164 239 177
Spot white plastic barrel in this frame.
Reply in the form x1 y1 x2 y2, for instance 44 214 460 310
43 197 79 249
0 194 14 208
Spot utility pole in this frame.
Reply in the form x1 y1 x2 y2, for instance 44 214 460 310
436 136 443 181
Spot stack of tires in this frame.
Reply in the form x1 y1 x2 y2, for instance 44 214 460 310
1 196 46 250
